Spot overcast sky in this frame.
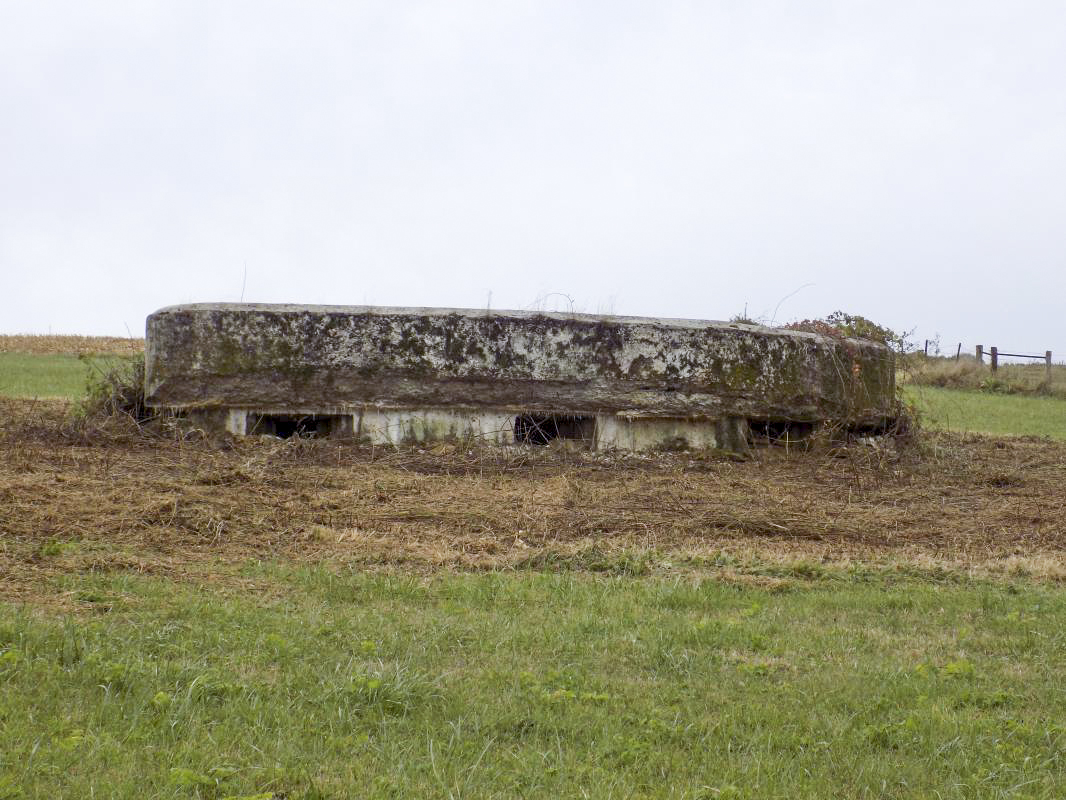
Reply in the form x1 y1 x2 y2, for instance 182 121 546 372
2 1 1064 359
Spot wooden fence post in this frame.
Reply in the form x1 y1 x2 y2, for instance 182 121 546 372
1047 351 1053 385
976 345 983 363
990 347 998 373
955 343 962 361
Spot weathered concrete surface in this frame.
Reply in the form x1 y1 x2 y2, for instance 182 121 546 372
145 303 896 449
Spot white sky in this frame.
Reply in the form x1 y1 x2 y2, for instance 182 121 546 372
2 1 1064 360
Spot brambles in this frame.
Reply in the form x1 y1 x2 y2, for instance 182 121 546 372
785 311 913 354
780 312 919 445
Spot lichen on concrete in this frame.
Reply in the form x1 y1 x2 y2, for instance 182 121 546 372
145 303 896 450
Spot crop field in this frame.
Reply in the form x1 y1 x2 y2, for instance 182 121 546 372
2 337 1066 798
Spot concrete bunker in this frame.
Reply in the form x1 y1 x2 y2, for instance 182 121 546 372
144 303 896 452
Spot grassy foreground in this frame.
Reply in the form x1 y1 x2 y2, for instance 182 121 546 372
3 564 1065 799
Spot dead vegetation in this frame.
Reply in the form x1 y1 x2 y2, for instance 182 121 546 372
3 394 1066 606
904 355 1066 398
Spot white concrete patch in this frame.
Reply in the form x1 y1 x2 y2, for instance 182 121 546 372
595 415 720 451
226 408 247 435
354 408 515 445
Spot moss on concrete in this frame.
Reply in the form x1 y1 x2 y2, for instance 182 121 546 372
145 304 895 426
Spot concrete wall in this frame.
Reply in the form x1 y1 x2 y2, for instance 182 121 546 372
145 303 896 451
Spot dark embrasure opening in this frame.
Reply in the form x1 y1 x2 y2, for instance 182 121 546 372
513 414 595 445
747 419 816 445
247 413 348 439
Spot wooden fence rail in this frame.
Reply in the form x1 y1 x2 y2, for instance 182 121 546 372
975 345 1053 381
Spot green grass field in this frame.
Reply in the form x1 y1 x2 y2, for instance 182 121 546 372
903 356 1066 398
906 386 1066 440
3 563 1065 799
0 353 129 400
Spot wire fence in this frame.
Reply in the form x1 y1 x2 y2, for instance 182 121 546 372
975 345 1053 381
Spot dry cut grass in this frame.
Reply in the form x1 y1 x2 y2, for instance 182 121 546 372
3 397 1065 606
